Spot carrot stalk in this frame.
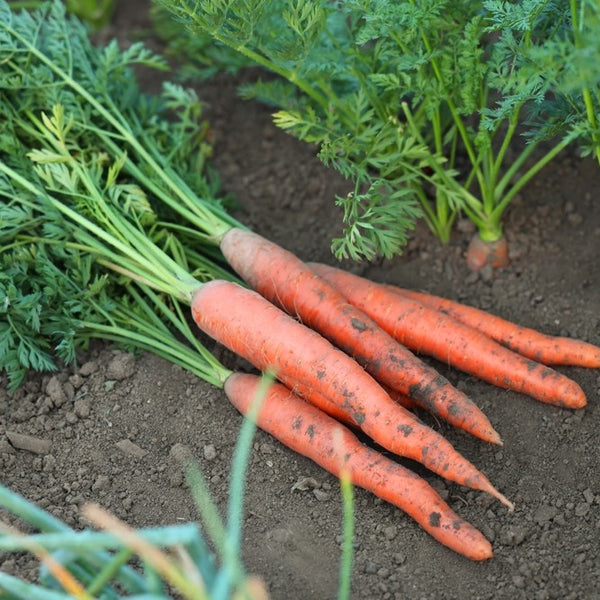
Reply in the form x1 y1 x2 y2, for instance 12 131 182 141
219 228 501 445
224 373 494 561
389 287 600 369
191 280 513 509
310 264 587 410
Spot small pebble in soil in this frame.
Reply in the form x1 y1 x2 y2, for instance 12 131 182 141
364 561 378 574
5 431 51 455
74 399 91 419
78 360 98 376
46 376 68 407
169 443 193 463
203 444 217 460
534 504 558 524
583 488 595 504
312 488 330 501
92 475 110 491
575 502 590 517
291 476 320 492
106 352 136 381
498 525 528 546
115 439 148 458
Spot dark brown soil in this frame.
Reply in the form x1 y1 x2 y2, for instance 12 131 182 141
2 3 600 599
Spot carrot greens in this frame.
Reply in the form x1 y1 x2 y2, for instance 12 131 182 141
156 0 582 264
0 0 238 388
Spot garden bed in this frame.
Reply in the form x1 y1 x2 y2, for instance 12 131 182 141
1 2 599 598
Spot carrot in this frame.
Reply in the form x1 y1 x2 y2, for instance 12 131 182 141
388 287 600 369
310 263 587 410
191 279 512 508
466 234 510 271
219 228 501 445
383 385 419 411
224 372 494 561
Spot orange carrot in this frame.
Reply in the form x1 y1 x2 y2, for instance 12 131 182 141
466 234 510 271
224 372 494 561
310 263 587 410
191 279 512 508
389 287 600 369
219 228 501 445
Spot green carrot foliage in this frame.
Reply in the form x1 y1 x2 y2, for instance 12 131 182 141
156 0 585 258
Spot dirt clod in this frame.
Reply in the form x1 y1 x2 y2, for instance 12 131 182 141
5 431 51 455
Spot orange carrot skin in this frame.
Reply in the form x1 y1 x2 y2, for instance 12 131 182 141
219 228 501 445
390 287 600 369
191 280 511 507
311 264 587 410
224 373 493 561
466 235 510 271
289 379 419 427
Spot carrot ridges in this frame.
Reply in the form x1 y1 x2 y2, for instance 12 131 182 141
310 263 587 410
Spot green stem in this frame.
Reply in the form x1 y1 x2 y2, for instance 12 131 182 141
492 107 523 182
401 102 481 212
224 374 273 598
3 27 232 241
81 322 230 388
491 134 572 222
415 21 486 193
570 0 600 165
0 157 199 302
494 140 539 201
337 473 354 600
89 128 242 239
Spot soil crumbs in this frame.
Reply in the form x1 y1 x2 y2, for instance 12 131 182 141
2 3 600 599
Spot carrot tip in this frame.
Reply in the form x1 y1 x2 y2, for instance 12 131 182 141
486 429 503 446
495 491 515 513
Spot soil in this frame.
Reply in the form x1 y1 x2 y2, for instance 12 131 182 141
2 3 600 599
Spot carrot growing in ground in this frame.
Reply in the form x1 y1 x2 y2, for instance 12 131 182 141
310 264 587 410
219 228 501 445
388 288 600 368
191 279 513 510
225 373 494 561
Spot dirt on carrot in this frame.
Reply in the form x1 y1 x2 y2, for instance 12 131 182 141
224 372 494 561
219 227 502 445
390 287 600 368
310 263 587 410
190 279 512 508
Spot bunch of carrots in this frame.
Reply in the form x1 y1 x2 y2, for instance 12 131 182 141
2 0 600 564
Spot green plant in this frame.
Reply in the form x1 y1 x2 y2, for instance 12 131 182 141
8 0 116 28
521 0 600 167
64 0 116 28
0 0 237 390
156 0 580 266
0 413 267 599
